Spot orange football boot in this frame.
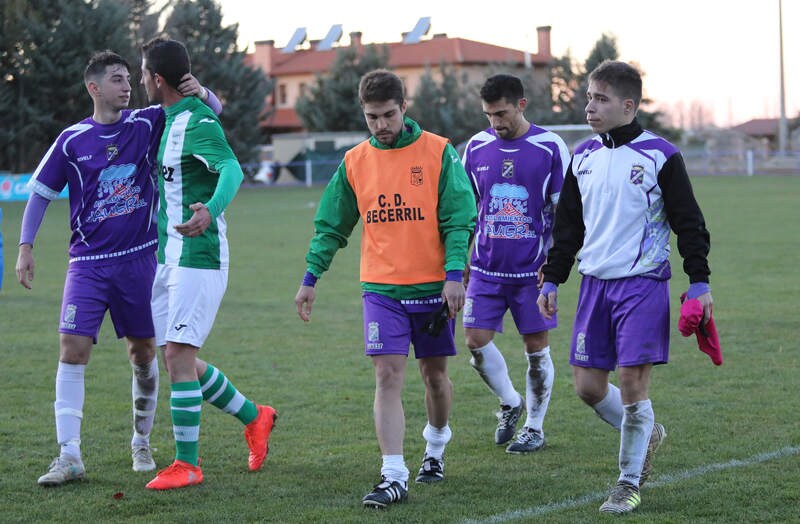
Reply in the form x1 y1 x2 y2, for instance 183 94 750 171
244 405 277 471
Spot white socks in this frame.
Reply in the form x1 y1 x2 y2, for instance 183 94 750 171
131 356 159 448
469 341 520 407
618 399 655 486
592 383 624 430
523 347 554 433
422 423 452 460
380 424 451 484
54 362 85 460
380 455 409 485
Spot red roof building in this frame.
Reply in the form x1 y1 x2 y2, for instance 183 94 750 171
732 118 779 139
248 25 554 134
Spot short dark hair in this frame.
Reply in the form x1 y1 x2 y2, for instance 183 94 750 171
141 37 190 90
588 60 642 107
84 51 129 82
358 69 404 106
480 74 524 105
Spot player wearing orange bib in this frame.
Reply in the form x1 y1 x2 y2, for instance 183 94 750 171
295 70 475 508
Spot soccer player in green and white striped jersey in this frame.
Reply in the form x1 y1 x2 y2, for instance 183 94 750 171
140 37 276 490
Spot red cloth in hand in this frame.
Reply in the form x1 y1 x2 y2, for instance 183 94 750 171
679 294 723 366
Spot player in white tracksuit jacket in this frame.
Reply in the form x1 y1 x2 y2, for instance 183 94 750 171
538 60 712 514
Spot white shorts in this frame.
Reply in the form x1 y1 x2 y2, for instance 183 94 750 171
151 264 228 348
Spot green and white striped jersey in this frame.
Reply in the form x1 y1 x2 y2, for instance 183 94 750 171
157 96 242 269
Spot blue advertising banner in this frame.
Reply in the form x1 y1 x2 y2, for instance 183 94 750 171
0 174 69 202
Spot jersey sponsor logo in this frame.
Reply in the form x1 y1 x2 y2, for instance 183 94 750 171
365 193 425 224
576 168 592 176
77 155 93 162
367 321 383 350
410 166 423 186
61 303 78 330
106 143 119 161
198 118 215 124
174 323 188 331
476 165 490 172
501 159 514 178
88 163 148 223
484 183 535 239
574 332 589 361
161 165 176 182
630 164 645 185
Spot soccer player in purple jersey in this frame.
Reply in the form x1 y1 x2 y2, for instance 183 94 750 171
15 50 221 486
538 60 712 514
462 74 569 454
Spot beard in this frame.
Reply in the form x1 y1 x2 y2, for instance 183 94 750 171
374 131 398 145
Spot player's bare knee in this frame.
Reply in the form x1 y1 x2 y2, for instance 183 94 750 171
465 337 482 351
59 334 92 364
464 328 492 351
374 365 404 391
617 365 651 401
575 386 604 406
523 331 548 353
423 371 451 392
574 378 607 406
127 336 156 366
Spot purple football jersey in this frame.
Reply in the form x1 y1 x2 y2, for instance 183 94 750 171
29 106 165 265
463 125 569 284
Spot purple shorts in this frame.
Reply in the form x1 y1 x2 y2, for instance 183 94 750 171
463 274 556 334
59 253 156 343
362 292 457 359
570 275 669 370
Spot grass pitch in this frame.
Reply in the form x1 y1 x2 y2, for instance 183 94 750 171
0 176 798 523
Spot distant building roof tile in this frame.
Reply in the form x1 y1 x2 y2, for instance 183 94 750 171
733 118 779 137
267 107 303 128
267 37 549 75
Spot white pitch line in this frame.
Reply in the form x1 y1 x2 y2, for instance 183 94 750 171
460 445 800 524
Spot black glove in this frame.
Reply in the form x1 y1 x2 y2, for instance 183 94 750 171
423 301 450 336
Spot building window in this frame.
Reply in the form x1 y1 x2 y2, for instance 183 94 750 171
299 83 307 97
278 84 287 106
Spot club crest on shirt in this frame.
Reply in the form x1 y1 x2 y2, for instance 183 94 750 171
106 143 119 161
630 164 645 185
501 159 514 178
410 166 423 186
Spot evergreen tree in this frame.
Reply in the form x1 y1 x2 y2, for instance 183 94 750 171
295 44 390 132
547 34 678 137
482 62 556 126
547 52 585 125
124 0 162 108
0 0 132 172
406 63 484 146
547 34 619 125
162 0 271 167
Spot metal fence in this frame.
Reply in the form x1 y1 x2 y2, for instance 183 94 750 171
242 150 800 187
683 150 800 176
